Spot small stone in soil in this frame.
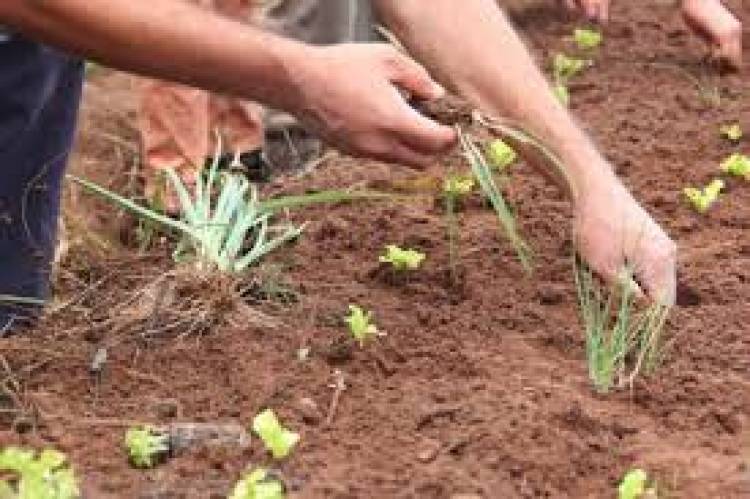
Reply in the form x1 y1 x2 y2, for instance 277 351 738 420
297 397 323 425
417 439 442 463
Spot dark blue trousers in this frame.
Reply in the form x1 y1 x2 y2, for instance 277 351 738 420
0 34 84 329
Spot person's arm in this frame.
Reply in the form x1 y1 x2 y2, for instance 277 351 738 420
0 0 454 167
376 0 676 303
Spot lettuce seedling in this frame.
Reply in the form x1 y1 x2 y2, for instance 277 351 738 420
228 468 285 499
720 123 743 142
553 53 590 83
252 409 299 460
683 178 724 213
344 305 382 346
443 174 475 197
574 28 603 50
720 153 750 179
485 139 518 171
618 468 657 499
0 447 80 499
125 425 170 469
553 83 571 107
379 245 426 271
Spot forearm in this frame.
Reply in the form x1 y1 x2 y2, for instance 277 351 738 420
0 0 307 113
375 0 616 199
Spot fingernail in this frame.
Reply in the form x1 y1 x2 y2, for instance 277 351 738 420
431 82 446 99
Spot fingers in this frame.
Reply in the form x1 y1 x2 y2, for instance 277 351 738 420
632 237 677 306
381 47 446 101
682 0 743 70
581 0 609 23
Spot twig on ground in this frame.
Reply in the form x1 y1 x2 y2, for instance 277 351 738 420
324 369 347 429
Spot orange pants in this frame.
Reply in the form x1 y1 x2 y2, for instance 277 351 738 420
138 0 263 198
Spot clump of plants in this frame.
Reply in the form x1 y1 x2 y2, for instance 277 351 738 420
252 409 299 460
720 123 743 142
551 53 591 106
721 153 750 179
0 447 80 499
618 468 658 499
574 257 670 394
683 178 724 213
574 27 603 50
69 142 391 275
344 305 383 346
125 425 170 469
379 245 426 271
228 468 285 499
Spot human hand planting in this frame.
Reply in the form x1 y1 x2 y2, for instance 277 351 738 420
681 0 742 70
286 43 456 168
558 0 610 23
574 172 677 305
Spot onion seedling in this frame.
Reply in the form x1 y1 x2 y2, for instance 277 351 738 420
485 139 517 171
69 146 393 274
683 179 724 213
0 447 79 499
458 128 533 272
125 425 170 469
228 468 285 499
344 304 383 346
618 468 658 499
252 409 299 460
443 173 475 282
720 153 750 179
720 123 743 142
575 257 670 394
574 28 603 50
443 174 475 196
379 245 426 271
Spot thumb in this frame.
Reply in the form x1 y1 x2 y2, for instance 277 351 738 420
384 51 446 102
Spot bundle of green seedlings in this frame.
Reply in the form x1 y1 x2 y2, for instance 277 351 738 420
68 143 392 275
574 256 670 394
0 447 80 499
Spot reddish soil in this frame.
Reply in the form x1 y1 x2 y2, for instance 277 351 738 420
2 1 750 497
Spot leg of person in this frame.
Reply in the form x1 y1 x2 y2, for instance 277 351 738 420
137 0 213 213
210 0 267 179
0 34 84 332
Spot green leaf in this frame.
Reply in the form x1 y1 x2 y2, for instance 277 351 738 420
618 469 648 499
228 468 285 499
124 426 170 469
553 83 570 107
683 179 724 213
485 140 517 171
252 409 299 460
574 28 603 50
443 174 475 196
720 153 750 179
720 123 743 142
552 53 590 83
379 245 426 271
345 305 381 346
0 446 80 499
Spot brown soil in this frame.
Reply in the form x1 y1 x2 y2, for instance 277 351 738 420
2 1 750 498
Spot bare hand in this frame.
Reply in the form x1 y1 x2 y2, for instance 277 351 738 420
682 0 742 70
287 43 456 168
558 0 610 23
574 172 677 305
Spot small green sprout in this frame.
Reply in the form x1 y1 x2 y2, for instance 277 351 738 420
443 174 475 196
228 468 285 499
379 245 426 271
574 28 603 50
618 468 657 499
720 123 743 142
0 447 80 499
683 178 725 213
485 139 518 171
344 305 382 346
125 426 170 469
720 152 750 179
553 53 590 82
252 409 299 460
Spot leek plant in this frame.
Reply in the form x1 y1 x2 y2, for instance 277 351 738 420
68 151 392 274
574 257 669 393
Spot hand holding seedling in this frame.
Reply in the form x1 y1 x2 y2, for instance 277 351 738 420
575 174 677 305
682 0 742 70
288 43 456 168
